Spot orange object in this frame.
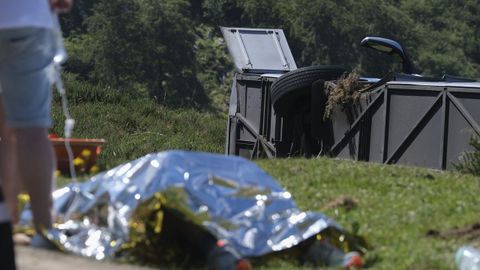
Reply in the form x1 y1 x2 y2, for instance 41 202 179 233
50 137 105 174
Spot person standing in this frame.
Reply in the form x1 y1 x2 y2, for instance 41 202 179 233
0 1 73 269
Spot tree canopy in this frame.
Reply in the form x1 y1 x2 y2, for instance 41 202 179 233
61 0 480 109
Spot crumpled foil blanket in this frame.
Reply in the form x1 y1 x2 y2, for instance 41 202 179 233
20 151 341 260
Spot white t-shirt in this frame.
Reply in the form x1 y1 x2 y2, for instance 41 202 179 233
0 0 53 30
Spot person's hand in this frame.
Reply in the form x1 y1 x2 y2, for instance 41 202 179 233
49 0 74 13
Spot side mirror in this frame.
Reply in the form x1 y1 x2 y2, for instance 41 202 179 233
360 37 413 74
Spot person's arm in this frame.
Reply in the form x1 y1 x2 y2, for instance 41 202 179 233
49 0 74 13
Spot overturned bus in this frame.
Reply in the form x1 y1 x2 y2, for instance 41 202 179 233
222 27 480 170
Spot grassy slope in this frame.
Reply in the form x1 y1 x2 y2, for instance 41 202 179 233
259 158 480 269
52 80 480 269
50 77 226 169
58 101 225 168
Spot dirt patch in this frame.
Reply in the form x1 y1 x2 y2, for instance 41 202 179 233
426 222 480 240
16 245 156 270
13 233 31 245
322 196 358 211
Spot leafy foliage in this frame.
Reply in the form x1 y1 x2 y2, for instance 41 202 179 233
194 24 233 110
60 0 480 110
53 75 480 269
455 136 480 176
67 0 209 107
50 2 480 268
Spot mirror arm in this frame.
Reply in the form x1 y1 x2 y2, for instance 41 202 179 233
361 36 414 74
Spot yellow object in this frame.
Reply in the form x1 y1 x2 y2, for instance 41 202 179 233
81 149 92 158
73 157 85 167
89 165 99 174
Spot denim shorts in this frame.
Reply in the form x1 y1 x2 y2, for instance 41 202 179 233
0 27 55 128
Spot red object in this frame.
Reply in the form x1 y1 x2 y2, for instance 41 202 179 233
50 136 105 174
345 253 363 268
216 240 226 247
236 259 253 270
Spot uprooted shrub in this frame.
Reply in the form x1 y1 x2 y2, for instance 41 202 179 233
324 71 363 120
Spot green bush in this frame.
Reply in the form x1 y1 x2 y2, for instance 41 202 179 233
455 135 480 175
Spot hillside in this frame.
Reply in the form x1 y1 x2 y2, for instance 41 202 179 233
260 158 480 269
50 75 226 169
51 81 480 269
61 0 480 111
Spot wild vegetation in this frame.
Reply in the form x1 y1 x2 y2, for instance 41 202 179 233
455 136 480 176
56 0 480 169
259 158 480 269
54 90 480 269
50 1 480 269
50 74 225 169
60 0 480 111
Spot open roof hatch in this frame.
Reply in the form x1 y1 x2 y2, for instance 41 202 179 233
221 27 297 74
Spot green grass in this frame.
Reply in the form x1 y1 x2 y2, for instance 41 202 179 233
257 158 480 269
51 77 480 269
56 157 480 269
51 75 226 169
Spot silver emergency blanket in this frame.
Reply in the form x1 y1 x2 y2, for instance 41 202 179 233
20 151 340 260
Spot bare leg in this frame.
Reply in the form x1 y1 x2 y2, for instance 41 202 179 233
0 129 19 224
14 127 55 232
